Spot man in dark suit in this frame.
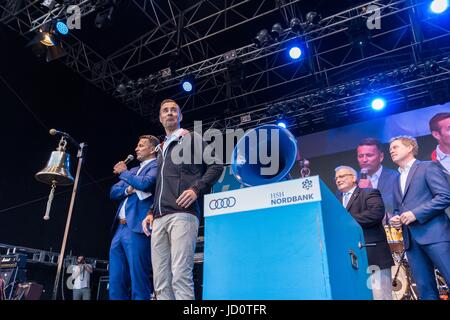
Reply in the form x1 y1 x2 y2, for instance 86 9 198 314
389 135 450 300
335 166 394 300
109 135 159 300
357 138 400 224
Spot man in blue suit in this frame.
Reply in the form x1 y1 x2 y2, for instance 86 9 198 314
389 135 450 300
109 135 159 300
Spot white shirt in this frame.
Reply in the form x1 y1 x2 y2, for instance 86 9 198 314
342 186 357 208
436 145 450 173
163 128 185 155
72 264 92 289
118 158 155 219
398 158 416 195
368 165 383 189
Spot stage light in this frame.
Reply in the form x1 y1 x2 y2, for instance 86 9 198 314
40 32 57 46
55 21 69 35
371 98 386 110
270 23 283 41
277 121 287 128
430 0 448 13
305 11 321 25
289 18 303 33
289 46 302 60
253 29 271 47
182 80 193 92
116 84 127 96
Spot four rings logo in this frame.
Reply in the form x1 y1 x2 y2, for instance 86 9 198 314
209 197 237 210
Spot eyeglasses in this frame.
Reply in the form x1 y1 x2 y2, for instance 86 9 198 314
335 173 354 181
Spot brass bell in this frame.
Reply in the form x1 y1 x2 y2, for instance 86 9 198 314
35 150 74 186
36 136 74 220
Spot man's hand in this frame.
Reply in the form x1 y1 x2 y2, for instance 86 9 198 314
389 215 402 229
400 211 417 225
113 161 127 175
142 214 153 237
126 186 135 194
176 189 198 208
358 179 373 188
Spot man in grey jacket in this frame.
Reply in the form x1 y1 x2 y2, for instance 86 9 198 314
142 99 223 300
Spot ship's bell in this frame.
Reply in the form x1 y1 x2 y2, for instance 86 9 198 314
35 150 74 186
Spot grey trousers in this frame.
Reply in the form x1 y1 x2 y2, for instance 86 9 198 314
151 213 199 300
73 288 91 300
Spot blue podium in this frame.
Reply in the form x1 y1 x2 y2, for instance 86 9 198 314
203 176 373 299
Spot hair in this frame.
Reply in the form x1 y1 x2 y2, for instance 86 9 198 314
358 137 383 153
334 165 358 177
159 98 179 110
429 112 450 134
139 135 160 148
389 135 419 156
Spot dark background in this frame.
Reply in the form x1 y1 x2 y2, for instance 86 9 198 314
0 25 166 260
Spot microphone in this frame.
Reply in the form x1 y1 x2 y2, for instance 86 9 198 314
49 128 69 136
49 128 80 146
124 154 134 164
360 168 368 180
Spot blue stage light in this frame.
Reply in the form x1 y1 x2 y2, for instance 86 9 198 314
277 121 287 128
371 98 386 110
182 80 193 92
56 21 69 35
430 0 448 13
288 46 302 60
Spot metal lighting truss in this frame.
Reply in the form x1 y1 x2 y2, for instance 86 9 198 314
0 0 302 116
195 54 450 133
117 0 450 120
1 1 449 122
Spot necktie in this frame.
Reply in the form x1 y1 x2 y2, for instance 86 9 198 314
343 192 351 208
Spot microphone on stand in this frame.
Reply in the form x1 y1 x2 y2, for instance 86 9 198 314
49 128 79 146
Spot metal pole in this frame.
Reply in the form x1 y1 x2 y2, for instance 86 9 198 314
51 142 86 300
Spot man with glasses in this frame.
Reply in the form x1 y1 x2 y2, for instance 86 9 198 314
335 166 393 300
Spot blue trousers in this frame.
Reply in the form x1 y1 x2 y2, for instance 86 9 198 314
109 224 153 300
406 237 450 300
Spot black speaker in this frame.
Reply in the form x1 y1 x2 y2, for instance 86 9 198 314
12 282 43 300
97 276 109 300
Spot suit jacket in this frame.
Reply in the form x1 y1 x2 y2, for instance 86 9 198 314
110 159 158 234
340 187 393 269
393 160 450 250
377 167 400 220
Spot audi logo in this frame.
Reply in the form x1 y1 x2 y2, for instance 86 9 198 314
209 197 237 210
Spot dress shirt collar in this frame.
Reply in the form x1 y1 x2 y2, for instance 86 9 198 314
398 158 416 174
436 145 449 161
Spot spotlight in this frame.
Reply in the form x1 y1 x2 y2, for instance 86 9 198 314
137 78 146 90
182 80 193 92
277 120 287 128
55 20 69 35
116 83 127 96
270 23 283 40
289 18 303 33
41 0 56 9
430 0 448 13
371 97 386 110
305 12 321 25
253 29 271 47
126 80 135 91
288 46 302 60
